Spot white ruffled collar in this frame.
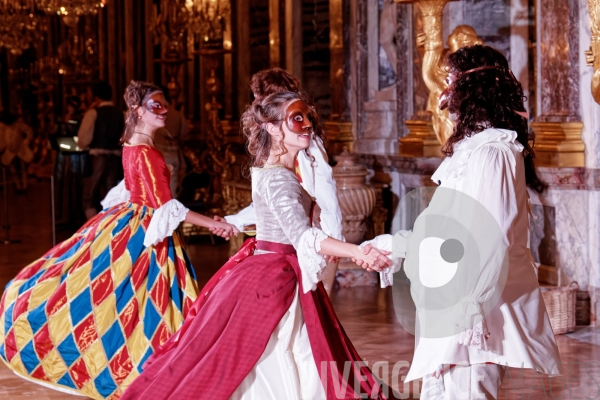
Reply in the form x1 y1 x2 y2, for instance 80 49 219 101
431 128 524 184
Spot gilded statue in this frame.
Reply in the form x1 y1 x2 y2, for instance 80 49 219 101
418 24 483 145
585 0 600 104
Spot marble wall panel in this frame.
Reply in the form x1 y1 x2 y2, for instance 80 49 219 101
529 204 557 267
537 0 580 121
396 3 414 138
510 0 532 113
530 189 592 287
362 101 398 138
444 0 512 58
379 0 397 89
412 6 429 118
355 0 370 136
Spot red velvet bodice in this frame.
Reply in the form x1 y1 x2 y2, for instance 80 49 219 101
122 144 172 209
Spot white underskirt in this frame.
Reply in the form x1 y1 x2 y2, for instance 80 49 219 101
230 284 326 400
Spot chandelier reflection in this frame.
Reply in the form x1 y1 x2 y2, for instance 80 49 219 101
0 0 46 55
186 0 229 47
153 0 189 58
36 0 106 16
55 14 99 79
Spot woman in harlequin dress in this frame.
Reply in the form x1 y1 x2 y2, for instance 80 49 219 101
0 81 238 399
121 91 400 400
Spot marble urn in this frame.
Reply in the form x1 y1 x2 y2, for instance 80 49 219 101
332 147 377 244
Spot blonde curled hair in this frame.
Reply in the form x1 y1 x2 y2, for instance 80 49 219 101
121 80 162 144
241 91 307 167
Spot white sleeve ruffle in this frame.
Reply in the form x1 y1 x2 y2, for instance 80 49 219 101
359 232 410 288
298 138 344 240
144 199 189 247
100 180 130 209
297 227 329 293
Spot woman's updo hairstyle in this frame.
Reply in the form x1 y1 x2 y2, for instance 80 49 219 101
241 91 303 167
121 80 163 144
249 68 326 147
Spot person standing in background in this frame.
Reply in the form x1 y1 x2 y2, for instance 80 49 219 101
154 86 189 196
78 81 125 219
0 110 34 193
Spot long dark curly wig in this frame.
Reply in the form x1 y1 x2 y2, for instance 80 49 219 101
443 45 546 193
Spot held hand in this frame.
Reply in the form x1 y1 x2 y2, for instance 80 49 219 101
209 215 239 240
352 245 392 272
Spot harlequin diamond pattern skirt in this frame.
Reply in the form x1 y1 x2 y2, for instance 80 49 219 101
0 202 199 399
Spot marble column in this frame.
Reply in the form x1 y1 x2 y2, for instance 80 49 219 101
530 0 585 167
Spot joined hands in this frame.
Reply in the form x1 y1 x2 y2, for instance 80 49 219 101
209 216 239 240
352 243 392 272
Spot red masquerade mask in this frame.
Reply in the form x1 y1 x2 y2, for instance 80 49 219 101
144 96 168 116
284 100 314 135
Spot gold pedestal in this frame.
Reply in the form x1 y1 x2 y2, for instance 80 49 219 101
399 120 442 157
530 121 585 167
325 121 353 155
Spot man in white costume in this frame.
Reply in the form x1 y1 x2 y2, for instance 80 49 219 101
359 46 562 399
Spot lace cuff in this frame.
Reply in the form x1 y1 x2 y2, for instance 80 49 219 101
144 199 189 247
456 321 490 351
100 180 130 209
454 299 490 351
297 227 329 293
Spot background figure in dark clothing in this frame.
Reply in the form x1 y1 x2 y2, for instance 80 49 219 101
78 81 124 219
154 86 189 196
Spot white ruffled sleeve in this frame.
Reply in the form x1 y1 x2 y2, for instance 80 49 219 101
296 227 329 292
100 180 130 209
143 199 189 247
298 138 344 240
